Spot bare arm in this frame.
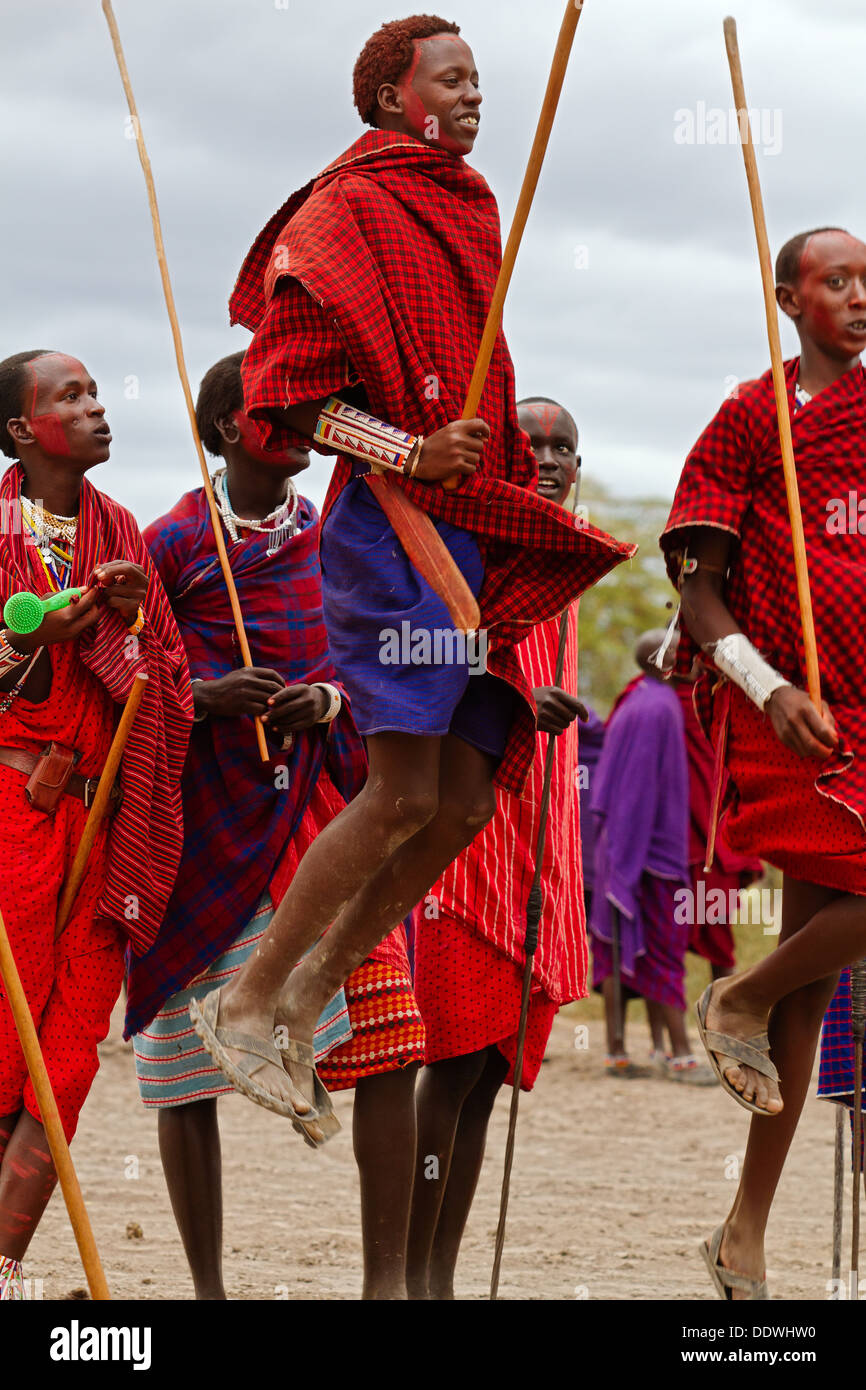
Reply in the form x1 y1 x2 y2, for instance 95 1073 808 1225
281 399 488 483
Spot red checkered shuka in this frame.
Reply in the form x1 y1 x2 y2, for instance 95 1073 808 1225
0 464 193 953
426 605 585 1004
230 130 634 793
661 360 866 828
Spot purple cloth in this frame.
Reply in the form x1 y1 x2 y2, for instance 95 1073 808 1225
590 874 688 1011
578 704 605 893
321 475 515 758
589 676 689 976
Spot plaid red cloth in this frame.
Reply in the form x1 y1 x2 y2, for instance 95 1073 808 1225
0 464 192 954
661 360 866 834
124 487 368 1037
230 129 634 793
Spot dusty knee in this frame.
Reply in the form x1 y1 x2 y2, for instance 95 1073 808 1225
436 787 497 846
365 782 439 842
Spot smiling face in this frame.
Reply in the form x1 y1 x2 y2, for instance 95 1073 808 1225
8 353 111 466
778 230 866 360
517 400 581 506
380 34 482 156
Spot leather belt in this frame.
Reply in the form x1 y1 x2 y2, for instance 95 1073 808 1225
0 747 122 813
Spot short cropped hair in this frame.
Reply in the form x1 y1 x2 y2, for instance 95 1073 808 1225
195 352 246 457
353 14 461 126
0 349 55 459
775 227 850 287
517 395 579 443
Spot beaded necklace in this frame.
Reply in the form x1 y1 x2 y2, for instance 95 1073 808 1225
20 495 75 590
212 468 298 554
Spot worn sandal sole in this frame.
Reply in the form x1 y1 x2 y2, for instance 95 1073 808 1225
701 1225 769 1300
189 990 317 1124
275 1031 341 1149
695 984 780 1117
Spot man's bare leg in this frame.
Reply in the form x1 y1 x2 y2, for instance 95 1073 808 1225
215 733 497 1115
704 878 866 1113
602 978 628 1057
157 1100 226 1300
704 879 846 1293
424 1046 509 1300
353 1066 419 1300
0 1111 57 1262
406 1047 494 1299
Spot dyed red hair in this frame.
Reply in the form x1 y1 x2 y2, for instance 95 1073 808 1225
353 14 461 126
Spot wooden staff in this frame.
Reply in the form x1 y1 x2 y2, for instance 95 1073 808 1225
832 1102 845 1290
443 0 585 490
851 959 866 1298
101 0 269 760
56 673 148 935
723 17 821 710
0 906 110 1298
490 483 580 1300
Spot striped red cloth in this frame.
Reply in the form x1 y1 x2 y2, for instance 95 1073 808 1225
419 605 584 1004
230 129 634 794
661 360 866 838
0 464 192 954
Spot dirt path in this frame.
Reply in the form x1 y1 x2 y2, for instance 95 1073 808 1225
26 1009 841 1301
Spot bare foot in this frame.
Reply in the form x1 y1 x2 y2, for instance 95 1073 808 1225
704 980 783 1115
211 982 321 1132
719 1222 766 1301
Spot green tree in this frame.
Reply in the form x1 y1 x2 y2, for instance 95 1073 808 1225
577 480 675 715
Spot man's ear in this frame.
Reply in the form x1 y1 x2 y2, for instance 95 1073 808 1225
376 82 404 118
6 417 34 450
776 282 801 323
575 454 582 472
215 414 241 446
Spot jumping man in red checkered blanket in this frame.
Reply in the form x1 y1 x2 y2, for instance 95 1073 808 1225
661 227 866 1300
190 15 633 1137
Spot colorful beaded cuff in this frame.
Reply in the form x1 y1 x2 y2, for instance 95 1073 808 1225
314 397 422 475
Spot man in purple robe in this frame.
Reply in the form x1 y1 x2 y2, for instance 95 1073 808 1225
589 631 714 1083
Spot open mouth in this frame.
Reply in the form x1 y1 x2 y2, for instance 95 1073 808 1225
456 113 480 132
537 477 562 495
93 425 112 440
848 320 866 333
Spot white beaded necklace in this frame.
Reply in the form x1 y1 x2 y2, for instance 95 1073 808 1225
212 468 298 553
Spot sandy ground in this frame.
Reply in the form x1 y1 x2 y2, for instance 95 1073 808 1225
25 1006 844 1302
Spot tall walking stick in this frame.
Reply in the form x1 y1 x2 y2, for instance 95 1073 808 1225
0 908 110 1299
832 1103 845 1290
850 959 866 1298
55 673 148 935
457 0 585 437
723 17 821 710
489 486 580 1300
101 0 269 760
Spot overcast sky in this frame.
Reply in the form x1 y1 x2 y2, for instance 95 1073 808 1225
2 0 863 526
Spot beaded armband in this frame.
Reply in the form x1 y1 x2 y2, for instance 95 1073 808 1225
0 632 30 678
314 397 423 476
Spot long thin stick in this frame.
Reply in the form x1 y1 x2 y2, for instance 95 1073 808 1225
851 960 866 1298
101 0 269 760
723 17 821 709
0 906 110 1299
832 1103 844 1289
490 485 579 1300
55 673 148 936
444 0 584 490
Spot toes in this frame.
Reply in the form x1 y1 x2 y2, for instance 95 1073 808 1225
722 1061 744 1091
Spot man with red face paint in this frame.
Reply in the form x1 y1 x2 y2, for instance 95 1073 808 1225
128 353 424 1300
405 395 587 1300
661 227 866 1299
0 349 191 1299
195 14 632 1137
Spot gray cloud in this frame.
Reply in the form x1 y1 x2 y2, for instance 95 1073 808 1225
1 0 862 524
